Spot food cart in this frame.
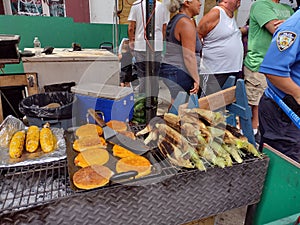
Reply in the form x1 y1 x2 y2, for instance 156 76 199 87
0 79 270 224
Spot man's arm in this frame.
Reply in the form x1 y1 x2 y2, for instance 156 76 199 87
266 74 300 104
264 19 285 34
162 23 167 40
197 8 220 40
128 21 136 50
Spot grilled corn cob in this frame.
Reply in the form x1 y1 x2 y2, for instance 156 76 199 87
197 146 226 168
26 125 40 152
156 123 206 171
40 124 56 153
224 130 262 158
184 108 226 126
210 141 233 166
158 135 194 168
163 113 181 132
9 130 26 158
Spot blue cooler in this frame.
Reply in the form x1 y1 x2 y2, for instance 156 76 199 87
71 84 134 125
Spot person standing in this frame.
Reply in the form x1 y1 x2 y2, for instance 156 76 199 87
128 0 169 97
243 0 294 140
197 0 243 95
258 10 300 162
118 38 133 87
159 0 202 104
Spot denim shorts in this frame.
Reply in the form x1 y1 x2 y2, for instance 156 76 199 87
160 63 194 99
159 63 194 99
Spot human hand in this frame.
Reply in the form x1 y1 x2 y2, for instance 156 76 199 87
124 82 131 87
190 82 200 94
129 41 135 51
118 54 122 61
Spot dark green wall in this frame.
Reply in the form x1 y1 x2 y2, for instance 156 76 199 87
0 15 128 73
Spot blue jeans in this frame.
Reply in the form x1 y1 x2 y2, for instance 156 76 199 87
159 63 194 100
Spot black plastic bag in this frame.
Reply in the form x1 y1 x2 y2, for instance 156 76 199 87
19 92 76 119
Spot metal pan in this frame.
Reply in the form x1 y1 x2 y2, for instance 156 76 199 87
65 130 162 192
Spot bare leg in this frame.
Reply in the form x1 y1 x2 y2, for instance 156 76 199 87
251 105 259 129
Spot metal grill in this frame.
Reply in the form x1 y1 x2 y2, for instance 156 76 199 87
0 160 71 215
0 135 178 216
0 124 269 223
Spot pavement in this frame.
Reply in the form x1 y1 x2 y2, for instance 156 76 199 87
182 207 248 225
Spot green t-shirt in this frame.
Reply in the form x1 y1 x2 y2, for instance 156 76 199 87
244 0 294 72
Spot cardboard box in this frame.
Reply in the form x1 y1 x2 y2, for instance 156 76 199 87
71 84 134 125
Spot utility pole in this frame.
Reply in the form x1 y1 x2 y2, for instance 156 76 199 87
145 0 157 123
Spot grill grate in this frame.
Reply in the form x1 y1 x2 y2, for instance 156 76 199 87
0 124 263 217
0 148 176 215
0 160 72 215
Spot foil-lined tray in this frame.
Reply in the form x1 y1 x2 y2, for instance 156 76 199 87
0 115 66 168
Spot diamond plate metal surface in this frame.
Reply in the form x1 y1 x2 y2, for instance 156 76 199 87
0 157 269 225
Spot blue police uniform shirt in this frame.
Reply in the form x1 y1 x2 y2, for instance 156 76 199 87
259 9 300 99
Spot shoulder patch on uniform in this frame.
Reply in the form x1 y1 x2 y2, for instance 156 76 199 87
277 31 297 51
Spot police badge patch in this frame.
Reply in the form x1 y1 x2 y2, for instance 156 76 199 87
277 31 297 51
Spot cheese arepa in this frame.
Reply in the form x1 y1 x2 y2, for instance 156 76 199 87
116 155 151 178
74 147 109 168
73 165 114 190
119 130 136 140
112 144 137 158
73 136 107 152
106 120 127 132
75 124 103 138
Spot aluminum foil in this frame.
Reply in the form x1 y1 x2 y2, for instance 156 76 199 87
0 115 66 168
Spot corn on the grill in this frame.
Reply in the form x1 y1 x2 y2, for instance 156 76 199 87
40 126 56 153
26 125 40 153
9 130 26 158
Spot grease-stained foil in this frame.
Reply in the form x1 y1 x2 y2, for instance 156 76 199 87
0 115 66 168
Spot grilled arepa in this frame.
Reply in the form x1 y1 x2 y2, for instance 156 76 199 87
73 136 107 152
73 165 114 190
74 147 109 168
75 124 103 138
106 120 127 132
116 155 151 178
112 144 137 158
119 130 136 140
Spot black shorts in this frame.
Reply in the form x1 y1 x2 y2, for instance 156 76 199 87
258 94 300 162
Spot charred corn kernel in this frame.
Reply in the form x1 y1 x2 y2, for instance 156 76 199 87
9 130 26 158
40 127 56 153
26 126 40 152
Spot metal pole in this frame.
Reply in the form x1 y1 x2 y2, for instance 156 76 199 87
145 0 157 123
114 0 119 55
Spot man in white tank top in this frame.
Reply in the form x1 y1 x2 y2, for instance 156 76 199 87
128 0 169 97
197 0 243 95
